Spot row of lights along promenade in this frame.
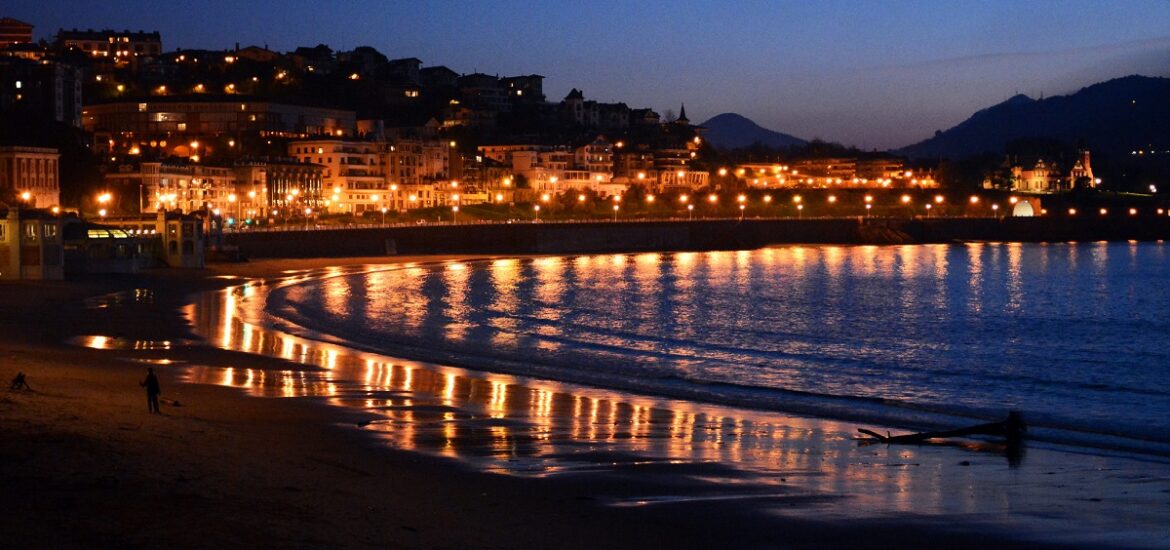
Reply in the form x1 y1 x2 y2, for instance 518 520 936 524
177 189 1170 230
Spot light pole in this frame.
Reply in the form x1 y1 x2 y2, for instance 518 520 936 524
228 193 239 230
534 204 541 222
687 204 694 220
612 203 619 222
381 207 387 226
452 205 459 224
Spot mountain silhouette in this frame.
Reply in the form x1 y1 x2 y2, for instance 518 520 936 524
699 113 807 149
897 75 1170 160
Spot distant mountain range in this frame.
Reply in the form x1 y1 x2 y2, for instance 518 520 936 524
699 113 807 149
897 75 1170 160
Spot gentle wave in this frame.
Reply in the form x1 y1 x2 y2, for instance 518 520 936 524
263 245 1170 458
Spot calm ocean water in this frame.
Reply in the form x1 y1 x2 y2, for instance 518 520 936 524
266 243 1170 456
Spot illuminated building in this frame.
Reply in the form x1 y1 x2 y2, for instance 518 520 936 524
83 100 356 155
0 207 63 280
55 28 161 62
987 149 1096 193
0 17 33 45
289 140 386 214
0 146 61 209
104 161 235 215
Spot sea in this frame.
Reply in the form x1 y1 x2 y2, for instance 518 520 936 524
261 242 1170 458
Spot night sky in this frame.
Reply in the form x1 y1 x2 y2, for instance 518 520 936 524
7 0 1170 149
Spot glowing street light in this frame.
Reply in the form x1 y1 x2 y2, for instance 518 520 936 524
380 207 388 225
612 203 620 221
452 205 459 224
687 204 694 220
534 204 541 221
797 203 804 218
739 204 746 220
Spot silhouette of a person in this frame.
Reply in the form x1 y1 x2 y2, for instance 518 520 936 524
9 372 30 391
140 368 161 414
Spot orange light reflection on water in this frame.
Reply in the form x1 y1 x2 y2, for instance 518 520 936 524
176 259 1077 519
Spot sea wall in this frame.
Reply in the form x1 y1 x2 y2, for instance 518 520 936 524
232 216 1170 259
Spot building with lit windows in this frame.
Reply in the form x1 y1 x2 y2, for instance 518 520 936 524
233 159 324 221
104 161 236 215
0 57 83 127
984 149 1095 194
83 100 356 156
0 207 63 280
289 139 386 214
0 17 33 45
55 28 162 62
0 146 60 209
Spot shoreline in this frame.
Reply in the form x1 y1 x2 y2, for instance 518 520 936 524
3 255 1168 548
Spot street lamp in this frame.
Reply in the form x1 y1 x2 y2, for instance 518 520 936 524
228 193 239 230
534 204 541 221
452 205 459 224
797 204 804 219
380 207 387 225
612 203 619 221
687 204 694 220
739 204 746 220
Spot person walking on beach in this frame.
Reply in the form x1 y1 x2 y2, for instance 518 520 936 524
9 371 31 391
140 367 161 414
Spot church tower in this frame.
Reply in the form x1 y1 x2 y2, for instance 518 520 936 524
676 103 689 125
1070 148 1095 189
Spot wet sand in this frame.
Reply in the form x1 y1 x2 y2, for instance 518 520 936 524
2 257 1167 548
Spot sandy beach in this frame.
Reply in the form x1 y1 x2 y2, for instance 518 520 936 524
3 256 1167 549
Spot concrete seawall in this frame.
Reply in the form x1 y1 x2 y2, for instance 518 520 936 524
232 216 1170 259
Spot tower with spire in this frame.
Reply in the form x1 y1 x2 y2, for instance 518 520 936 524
676 103 689 125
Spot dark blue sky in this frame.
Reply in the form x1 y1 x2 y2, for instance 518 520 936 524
8 0 1170 149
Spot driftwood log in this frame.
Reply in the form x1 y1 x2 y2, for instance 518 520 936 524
858 411 1026 445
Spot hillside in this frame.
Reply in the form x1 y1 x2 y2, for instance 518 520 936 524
699 113 807 149
897 75 1170 160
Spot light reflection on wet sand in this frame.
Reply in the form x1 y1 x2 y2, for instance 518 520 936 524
168 261 1170 545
